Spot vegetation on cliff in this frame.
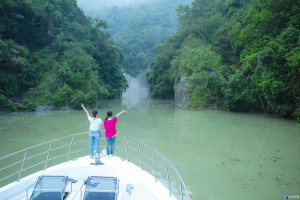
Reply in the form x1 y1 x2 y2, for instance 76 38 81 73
0 0 127 112
147 0 300 120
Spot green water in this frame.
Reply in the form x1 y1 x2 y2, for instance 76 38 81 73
0 98 299 200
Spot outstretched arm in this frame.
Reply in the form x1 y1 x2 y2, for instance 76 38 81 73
81 104 91 118
116 110 127 118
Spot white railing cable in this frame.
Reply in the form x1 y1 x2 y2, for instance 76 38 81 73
0 131 190 200
0 132 88 161
0 159 23 172
116 132 190 200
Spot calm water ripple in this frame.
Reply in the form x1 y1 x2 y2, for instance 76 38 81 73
0 94 299 200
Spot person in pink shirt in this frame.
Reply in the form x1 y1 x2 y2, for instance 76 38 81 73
104 110 127 156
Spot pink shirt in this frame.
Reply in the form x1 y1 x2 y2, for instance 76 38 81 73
104 117 118 137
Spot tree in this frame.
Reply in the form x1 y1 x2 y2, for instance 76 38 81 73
0 0 127 111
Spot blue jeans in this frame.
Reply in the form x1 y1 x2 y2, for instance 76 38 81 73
106 137 115 155
89 130 100 156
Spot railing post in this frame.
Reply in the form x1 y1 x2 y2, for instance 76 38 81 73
138 143 142 170
18 149 28 181
165 160 171 196
179 177 183 200
152 151 157 182
44 142 52 170
125 136 128 162
67 136 74 162
0 132 190 199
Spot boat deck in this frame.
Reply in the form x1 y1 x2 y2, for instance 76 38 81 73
0 155 176 200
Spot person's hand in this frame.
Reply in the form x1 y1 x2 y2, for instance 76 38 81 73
81 104 84 108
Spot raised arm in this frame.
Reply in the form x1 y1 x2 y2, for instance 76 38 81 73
81 104 91 118
116 110 127 118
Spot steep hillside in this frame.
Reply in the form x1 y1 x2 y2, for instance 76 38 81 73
0 0 127 112
147 0 300 120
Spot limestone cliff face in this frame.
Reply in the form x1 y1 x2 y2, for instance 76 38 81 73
175 74 189 108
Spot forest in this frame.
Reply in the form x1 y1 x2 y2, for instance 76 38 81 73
147 0 300 121
79 0 192 76
0 0 127 112
1 0 299 121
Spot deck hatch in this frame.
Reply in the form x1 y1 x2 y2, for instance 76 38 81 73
28 175 69 200
83 176 119 200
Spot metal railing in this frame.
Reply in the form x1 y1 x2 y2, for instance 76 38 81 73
0 132 190 200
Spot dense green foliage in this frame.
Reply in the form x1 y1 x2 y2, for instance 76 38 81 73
0 0 127 112
147 0 300 120
83 0 191 77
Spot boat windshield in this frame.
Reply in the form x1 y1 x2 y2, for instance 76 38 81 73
29 175 69 200
83 176 119 200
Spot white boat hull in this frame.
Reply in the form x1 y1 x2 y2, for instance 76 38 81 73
0 155 176 200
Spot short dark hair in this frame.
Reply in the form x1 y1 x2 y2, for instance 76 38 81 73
92 110 98 117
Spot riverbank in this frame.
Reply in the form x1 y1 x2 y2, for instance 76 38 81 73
0 105 74 116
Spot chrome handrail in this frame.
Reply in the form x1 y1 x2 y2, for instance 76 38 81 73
0 132 190 200
115 132 190 200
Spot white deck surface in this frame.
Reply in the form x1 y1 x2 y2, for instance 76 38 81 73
0 156 176 200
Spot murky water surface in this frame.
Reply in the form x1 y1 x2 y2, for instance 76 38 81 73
0 77 299 200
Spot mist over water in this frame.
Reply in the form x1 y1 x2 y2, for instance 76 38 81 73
122 73 149 109
77 0 190 10
0 78 300 200
77 0 135 10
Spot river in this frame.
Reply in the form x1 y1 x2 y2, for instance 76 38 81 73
0 74 299 200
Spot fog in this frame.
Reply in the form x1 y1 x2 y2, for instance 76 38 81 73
77 0 190 10
77 0 133 10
